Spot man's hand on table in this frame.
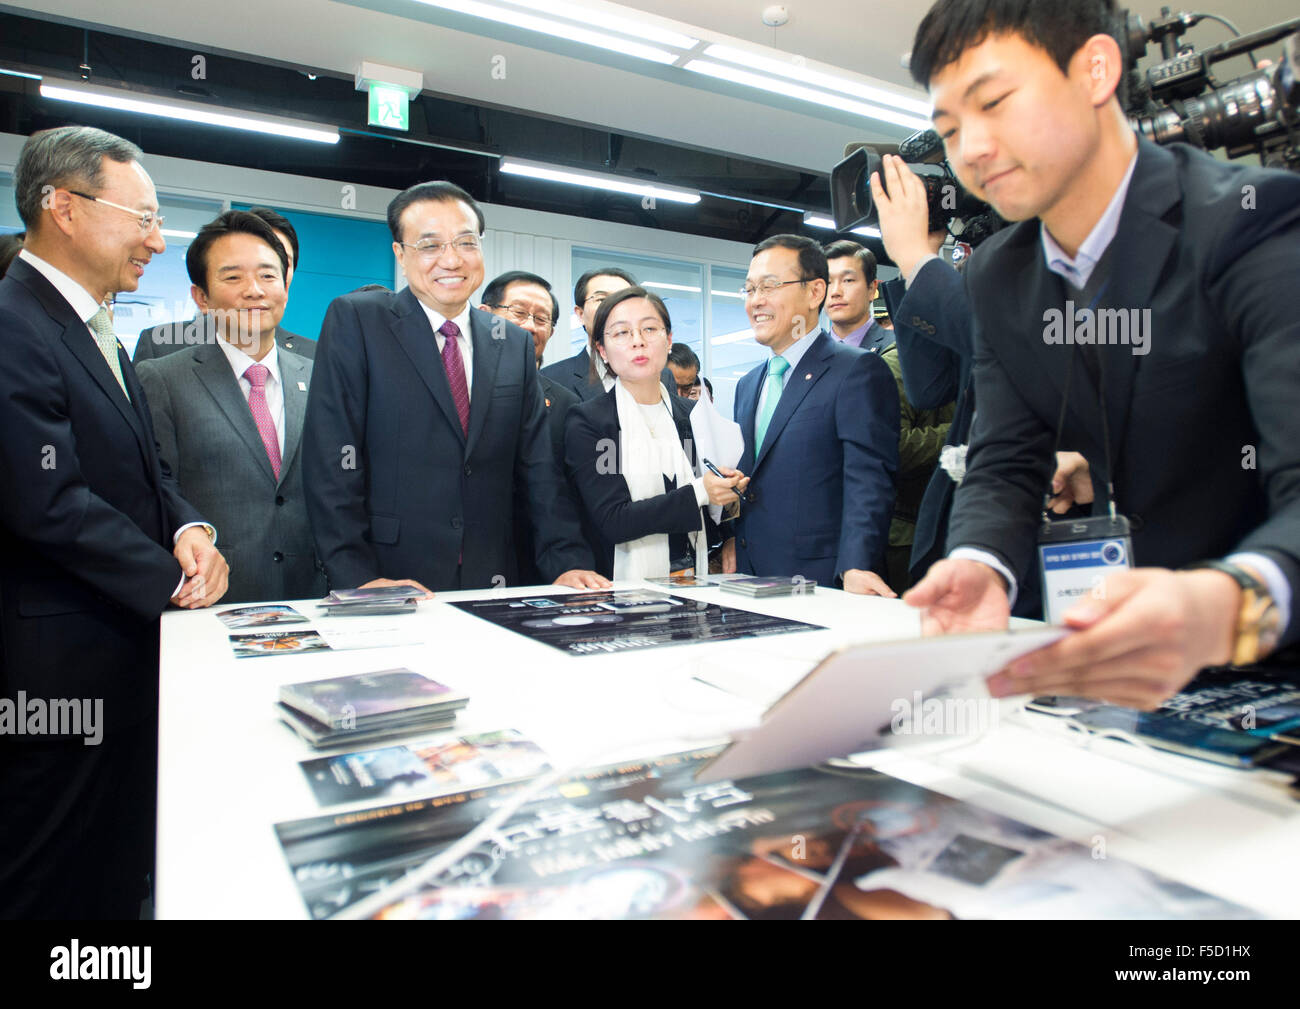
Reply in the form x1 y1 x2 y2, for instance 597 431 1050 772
903 558 1010 635
554 570 612 590
359 577 435 599
171 526 229 608
843 568 897 598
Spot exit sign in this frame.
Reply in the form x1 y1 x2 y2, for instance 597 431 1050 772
368 82 409 131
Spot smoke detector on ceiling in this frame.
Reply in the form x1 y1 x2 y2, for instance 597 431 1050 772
762 6 789 28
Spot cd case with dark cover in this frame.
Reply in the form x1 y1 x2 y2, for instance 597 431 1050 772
279 669 466 729
299 729 551 806
274 748 1260 920
277 702 460 750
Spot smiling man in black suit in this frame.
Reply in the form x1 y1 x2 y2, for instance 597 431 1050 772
0 126 228 918
303 181 607 594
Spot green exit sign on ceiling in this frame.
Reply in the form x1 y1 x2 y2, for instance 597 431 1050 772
368 82 409 131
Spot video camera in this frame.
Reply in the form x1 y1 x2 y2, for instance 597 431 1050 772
1122 7 1300 171
829 128 1003 252
829 7 1300 252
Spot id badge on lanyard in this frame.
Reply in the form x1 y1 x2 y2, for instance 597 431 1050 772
1037 279 1134 625
1038 514 1133 625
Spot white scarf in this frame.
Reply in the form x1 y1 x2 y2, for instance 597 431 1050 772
612 378 708 581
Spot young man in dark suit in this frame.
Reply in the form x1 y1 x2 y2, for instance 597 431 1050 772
137 210 325 604
901 0 1300 707
302 181 607 593
0 126 228 917
723 234 899 592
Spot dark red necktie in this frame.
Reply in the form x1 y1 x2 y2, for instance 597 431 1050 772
439 319 470 436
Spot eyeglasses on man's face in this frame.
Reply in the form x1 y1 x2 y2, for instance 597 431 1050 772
492 302 553 330
400 236 483 260
741 277 810 299
69 190 165 234
605 324 666 345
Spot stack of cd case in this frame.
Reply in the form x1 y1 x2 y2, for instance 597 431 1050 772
277 668 468 748
716 576 817 598
316 585 421 617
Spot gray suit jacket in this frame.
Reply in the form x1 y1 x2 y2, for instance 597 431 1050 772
137 343 326 603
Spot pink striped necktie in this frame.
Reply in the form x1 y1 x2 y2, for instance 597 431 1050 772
244 363 282 481
439 319 470 436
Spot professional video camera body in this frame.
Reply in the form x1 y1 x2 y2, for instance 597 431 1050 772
1124 7 1300 171
830 7 1300 251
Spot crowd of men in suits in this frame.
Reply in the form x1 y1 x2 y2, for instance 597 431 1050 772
2 0 1299 919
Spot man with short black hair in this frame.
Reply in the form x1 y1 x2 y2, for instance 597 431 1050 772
901 0 1300 708
136 210 323 604
303 181 607 593
477 270 582 584
135 205 312 362
541 267 637 400
823 240 890 354
667 343 702 399
0 125 228 917
723 234 899 594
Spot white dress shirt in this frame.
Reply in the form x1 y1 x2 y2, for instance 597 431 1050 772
216 335 286 457
417 301 474 400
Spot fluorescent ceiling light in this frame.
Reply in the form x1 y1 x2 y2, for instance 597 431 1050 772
516 1 697 50
710 290 743 299
500 157 700 204
0 67 41 80
803 212 881 239
642 281 701 293
413 0 679 64
714 329 757 347
40 82 339 143
684 60 931 132
160 229 198 239
704 44 931 117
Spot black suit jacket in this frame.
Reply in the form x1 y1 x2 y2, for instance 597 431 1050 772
134 317 315 362
0 258 204 729
950 139 1300 643
731 332 899 584
882 260 975 583
514 373 582 585
303 288 592 591
564 388 712 579
541 345 677 403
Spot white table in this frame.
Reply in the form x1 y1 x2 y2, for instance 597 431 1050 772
156 583 1300 919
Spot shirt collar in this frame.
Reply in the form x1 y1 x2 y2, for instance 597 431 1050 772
218 332 281 386
834 317 874 348
771 327 821 372
1040 151 1139 289
17 248 104 323
419 300 473 342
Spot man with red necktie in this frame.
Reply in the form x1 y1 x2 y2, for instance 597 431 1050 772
303 181 607 594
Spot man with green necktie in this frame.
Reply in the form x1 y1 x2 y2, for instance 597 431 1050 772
722 234 899 595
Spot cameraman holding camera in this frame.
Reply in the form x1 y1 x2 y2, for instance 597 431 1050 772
898 0 1300 709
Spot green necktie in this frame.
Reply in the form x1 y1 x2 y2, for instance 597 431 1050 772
88 306 130 400
754 354 790 453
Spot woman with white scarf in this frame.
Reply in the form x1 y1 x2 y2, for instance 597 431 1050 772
564 287 747 581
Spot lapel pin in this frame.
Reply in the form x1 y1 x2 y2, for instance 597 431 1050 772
805 373 812 380
297 381 307 391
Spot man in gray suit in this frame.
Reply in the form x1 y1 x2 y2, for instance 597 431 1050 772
138 210 324 603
